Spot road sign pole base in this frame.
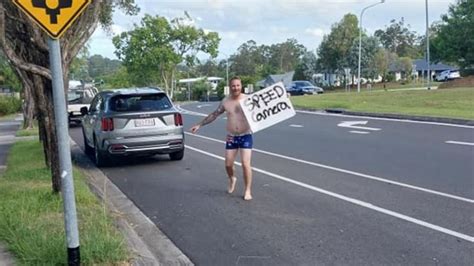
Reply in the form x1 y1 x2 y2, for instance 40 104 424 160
68 246 80 266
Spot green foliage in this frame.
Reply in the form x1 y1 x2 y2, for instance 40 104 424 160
348 36 381 78
99 65 133 89
268 39 307 73
397 57 414 80
431 0 474 69
374 18 421 58
0 96 21 115
239 76 257 88
317 13 360 73
0 53 22 92
294 52 318 81
373 49 399 82
192 80 212 101
113 13 220 90
216 81 225 99
229 39 306 83
69 45 91 81
98 0 140 29
230 40 267 77
88 54 122 79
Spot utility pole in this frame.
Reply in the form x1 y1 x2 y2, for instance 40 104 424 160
426 0 431 90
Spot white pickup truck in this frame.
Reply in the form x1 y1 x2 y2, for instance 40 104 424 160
67 84 98 125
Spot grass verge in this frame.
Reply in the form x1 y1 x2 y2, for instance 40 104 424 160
16 128 39 137
291 87 474 120
0 140 129 265
0 114 18 121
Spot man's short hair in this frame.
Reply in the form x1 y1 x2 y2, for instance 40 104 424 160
229 76 241 84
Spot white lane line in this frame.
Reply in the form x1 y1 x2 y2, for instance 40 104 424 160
296 110 474 129
186 145 474 243
290 124 304 128
185 132 474 204
446 141 474 146
179 105 474 129
349 131 370 134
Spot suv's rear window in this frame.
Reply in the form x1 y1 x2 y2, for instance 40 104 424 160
110 93 172 112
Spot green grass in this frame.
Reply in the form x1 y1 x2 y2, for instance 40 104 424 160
325 81 443 94
291 87 474 120
0 113 18 121
0 140 129 265
16 128 39 137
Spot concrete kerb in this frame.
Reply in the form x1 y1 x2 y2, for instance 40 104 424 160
70 139 193 266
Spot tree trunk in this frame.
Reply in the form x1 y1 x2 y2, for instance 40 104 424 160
34 74 61 192
15 69 36 129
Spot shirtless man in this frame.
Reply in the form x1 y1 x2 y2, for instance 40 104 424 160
190 77 253 200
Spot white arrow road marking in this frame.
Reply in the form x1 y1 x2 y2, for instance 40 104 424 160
338 121 381 131
197 104 211 108
445 141 474 146
290 124 304 128
350 131 370 134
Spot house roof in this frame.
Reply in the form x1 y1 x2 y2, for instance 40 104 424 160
257 71 295 88
389 59 457 72
412 59 457 71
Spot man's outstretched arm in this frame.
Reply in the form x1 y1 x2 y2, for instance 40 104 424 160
190 103 225 133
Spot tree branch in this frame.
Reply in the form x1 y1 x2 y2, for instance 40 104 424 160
0 3 51 79
63 1 102 65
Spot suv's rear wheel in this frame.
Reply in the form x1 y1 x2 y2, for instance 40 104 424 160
94 137 109 167
169 150 184 161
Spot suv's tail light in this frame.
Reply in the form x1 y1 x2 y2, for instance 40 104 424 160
101 118 114 131
174 113 183 126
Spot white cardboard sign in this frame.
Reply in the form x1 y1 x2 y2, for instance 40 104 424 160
239 82 296 133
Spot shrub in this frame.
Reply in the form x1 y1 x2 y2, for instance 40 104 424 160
0 96 21 116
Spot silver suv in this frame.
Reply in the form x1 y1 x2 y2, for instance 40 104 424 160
81 87 184 166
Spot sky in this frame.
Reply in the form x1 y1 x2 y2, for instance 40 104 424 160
88 0 457 61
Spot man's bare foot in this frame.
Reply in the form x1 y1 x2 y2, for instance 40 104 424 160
243 191 252 201
228 177 237 193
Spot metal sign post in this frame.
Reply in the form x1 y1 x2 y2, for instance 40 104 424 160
48 38 80 265
13 1 92 265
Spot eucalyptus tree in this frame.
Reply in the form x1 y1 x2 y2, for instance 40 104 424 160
431 0 474 69
374 18 421 58
317 13 360 74
113 13 220 98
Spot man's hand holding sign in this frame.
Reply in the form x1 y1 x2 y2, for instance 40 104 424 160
191 78 295 201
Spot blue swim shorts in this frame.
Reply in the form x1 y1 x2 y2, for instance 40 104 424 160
225 134 253 149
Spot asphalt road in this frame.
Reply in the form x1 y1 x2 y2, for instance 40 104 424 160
69 103 474 265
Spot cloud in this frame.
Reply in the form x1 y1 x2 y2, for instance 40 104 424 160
305 28 326 38
89 0 457 59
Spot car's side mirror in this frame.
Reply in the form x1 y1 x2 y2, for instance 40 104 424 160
80 106 88 116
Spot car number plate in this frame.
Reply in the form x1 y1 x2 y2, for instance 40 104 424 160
134 118 155 127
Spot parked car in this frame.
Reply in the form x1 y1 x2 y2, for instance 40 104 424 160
287 80 324 95
81 87 184 166
68 85 98 125
435 70 461 81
